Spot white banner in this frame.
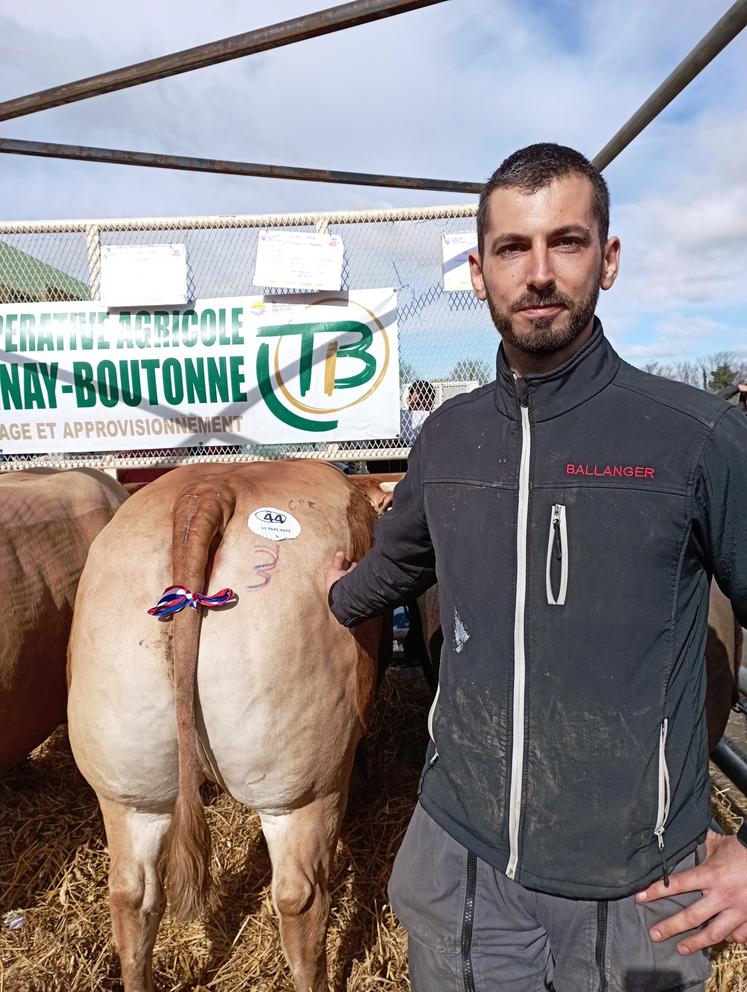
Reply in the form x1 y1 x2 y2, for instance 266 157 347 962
0 290 399 454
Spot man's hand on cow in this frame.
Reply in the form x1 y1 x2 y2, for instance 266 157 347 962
326 550 357 597
636 830 747 953
326 551 385 661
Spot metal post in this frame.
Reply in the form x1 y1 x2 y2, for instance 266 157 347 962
593 0 747 171
711 736 747 797
0 0 448 123
0 138 482 195
85 223 102 301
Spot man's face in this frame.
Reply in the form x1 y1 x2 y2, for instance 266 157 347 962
409 387 432 411
469 174 620 356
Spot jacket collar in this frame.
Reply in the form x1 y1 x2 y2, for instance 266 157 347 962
493 318 620 422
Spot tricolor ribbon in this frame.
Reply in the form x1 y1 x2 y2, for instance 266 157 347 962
147 585 235 617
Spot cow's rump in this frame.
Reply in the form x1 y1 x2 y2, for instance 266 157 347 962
67 461 387 992
0 468 126 771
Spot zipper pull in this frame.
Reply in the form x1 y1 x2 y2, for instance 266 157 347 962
661 858 671 888
515 376 529 407
552 505 562 562
656 830 670 887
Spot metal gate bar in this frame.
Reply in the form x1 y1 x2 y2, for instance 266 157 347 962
593 0 747 170
0 139 481 196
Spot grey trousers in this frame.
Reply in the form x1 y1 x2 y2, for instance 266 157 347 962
388 803 711 992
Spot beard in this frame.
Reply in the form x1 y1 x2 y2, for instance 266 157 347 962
486 278 601 356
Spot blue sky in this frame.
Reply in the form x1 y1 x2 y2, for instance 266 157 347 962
1 0 746 371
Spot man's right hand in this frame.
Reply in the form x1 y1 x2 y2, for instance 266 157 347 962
326 550 357 598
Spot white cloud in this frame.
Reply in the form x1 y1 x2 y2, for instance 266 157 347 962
615 316 741 360
596 102 747 363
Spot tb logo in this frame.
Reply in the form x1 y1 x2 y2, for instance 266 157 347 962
256 304 390 432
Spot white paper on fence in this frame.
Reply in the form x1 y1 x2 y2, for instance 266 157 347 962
100 243 188 307
253 230 345 291
442 231 477 292
0 289 399 454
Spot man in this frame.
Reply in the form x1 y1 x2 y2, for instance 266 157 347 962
327 144 747 991
400 379 437 445
718 381 747 412
367 379 437 474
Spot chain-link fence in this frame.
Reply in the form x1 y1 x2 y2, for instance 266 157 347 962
0 203 499 471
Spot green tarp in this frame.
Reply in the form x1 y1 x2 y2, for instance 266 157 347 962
0 241 89 303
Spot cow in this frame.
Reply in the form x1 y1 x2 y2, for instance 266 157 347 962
705 580 744 750
0 468 127 773
66 461 389 992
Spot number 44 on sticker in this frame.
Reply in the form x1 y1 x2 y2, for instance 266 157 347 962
249 507 301 541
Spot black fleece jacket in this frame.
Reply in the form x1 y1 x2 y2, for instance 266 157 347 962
330 321 747 899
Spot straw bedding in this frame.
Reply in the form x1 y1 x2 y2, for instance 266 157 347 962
1 665 745 991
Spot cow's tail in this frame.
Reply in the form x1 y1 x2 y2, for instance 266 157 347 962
160 486 234 921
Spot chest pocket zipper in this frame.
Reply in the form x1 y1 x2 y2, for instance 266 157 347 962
545 503 569 606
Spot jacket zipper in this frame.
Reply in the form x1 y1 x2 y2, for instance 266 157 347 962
654 718 671 885
545 503 569 606
506 392 531 880
595 901 609 992
461 851 477 992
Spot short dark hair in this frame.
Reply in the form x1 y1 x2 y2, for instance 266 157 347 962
408 379 436 408
476 143 609 255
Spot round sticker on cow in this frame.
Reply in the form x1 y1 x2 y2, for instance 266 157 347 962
249 507 301 541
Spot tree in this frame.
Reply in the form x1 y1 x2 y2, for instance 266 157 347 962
699 351 738 393
448 359 492 385
398 361 419 385
708 362 737 393
642 361 667 377
639 361 704 387
672 361 702 388
635 355 740 391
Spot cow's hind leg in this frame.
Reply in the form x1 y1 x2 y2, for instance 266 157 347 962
260 792 346 992
99 796 171 992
